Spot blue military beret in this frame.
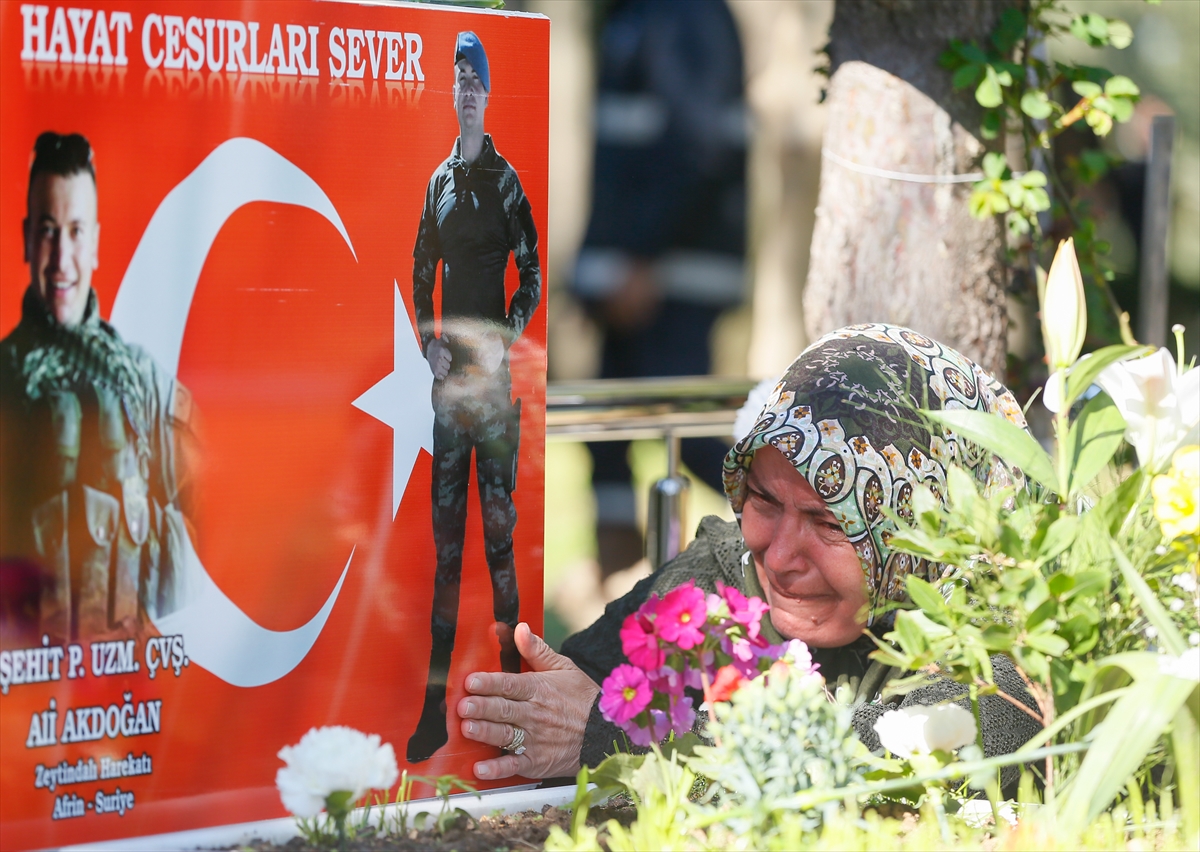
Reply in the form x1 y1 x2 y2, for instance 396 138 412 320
454 31 490 92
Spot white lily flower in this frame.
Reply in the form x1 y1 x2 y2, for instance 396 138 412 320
1096 348 1200 471
960 799 1019 828
872 704 978 758
276 726 399 818
1041 238 1087 373
1157 647 1200 683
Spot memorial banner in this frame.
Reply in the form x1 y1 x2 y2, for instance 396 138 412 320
0 2 548 847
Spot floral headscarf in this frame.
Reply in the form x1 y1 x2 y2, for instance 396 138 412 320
723 324 1029 617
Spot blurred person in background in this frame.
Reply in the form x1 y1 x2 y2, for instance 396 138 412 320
572 0 748 578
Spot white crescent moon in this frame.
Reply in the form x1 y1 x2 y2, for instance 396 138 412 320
111 137 356 688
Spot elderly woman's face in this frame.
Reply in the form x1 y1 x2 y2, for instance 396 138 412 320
741 446 869 647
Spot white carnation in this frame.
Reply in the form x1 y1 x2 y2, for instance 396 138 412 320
873 704 978 758
276 726 399 818
732 376 781 444
1158 647 1200 683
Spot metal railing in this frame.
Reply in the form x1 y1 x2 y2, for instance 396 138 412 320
545 376 756 568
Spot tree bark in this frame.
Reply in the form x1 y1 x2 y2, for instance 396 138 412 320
803 0 1016 376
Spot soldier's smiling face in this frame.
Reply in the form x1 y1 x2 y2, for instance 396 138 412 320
453 59 488 132
25 171 99 328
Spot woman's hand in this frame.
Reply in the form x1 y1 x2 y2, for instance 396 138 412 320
458 623 600 781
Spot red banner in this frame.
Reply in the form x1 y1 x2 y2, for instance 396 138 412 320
0 2 548 847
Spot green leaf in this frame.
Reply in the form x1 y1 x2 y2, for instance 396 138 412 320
1110 98 1134 123
907 609 954 640
982 151 1008 180
976 66 1004 108
1025 632 1069 656
969 187 1009 218
1020 169 1048 188
1019 89 1052 119
980 110 1002 139
1041 516 1079 562
925 409 1059 494
1086 108 1114 137
1072 80 1103 99
1025 187 1051 212
1106 20 1133 50
1048 570 1075 597
1007 212 1032 237
906 575 952 624
953 63 984 90
895 610 929 656
981 624 1014 652
958 42 989 64
1104 74 1139 97
1172 703 1200 840
1063 344 1152 412
1111 540 1188 656
992 8 1026 53
1065 394 1126 495
1056 657 1197 830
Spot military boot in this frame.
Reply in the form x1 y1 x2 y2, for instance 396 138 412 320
406 635 453 763
496 621 521 673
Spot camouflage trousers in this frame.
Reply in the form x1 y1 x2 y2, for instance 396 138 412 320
429 386 519 646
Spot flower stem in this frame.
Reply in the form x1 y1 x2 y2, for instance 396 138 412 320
970 683 1002 829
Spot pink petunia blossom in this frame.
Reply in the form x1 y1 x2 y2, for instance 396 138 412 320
649 708 673 742
600 664 652 726
650 665 688 695
656 582 708 649
718 582 771 640
620 611 665 670
669 694 696 735
780 638 815 674
624 714 656 747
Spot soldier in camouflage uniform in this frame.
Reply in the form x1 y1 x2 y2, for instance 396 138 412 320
407 32 542 763
0 133 198 647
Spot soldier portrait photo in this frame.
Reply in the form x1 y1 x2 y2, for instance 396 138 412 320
0 132 200 648
407 31 542 764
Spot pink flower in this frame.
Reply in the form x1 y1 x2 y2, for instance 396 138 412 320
723 636 760 678
600 664 652 726
620 611 664 670
626 722 652 747
704 665 746 704
649 708 673 741
669 695 696 735
649 658 707 695
718 582 770 640
656 582 708 649
780 639 815 674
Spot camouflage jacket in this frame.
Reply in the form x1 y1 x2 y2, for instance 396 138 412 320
0 287 196 640
412 134 541 363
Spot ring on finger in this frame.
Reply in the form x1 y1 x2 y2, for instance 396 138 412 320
503 725 527 756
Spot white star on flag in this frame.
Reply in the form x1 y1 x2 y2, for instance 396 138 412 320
352 280 434 519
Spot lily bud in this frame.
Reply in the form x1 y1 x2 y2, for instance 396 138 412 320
1041 238 1087 371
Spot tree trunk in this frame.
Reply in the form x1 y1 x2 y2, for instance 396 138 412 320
803 0 1016 376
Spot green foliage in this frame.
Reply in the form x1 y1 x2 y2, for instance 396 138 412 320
690 671 869 838
941 1 1145 346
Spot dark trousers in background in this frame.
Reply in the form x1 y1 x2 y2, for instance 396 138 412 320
587 300 729 574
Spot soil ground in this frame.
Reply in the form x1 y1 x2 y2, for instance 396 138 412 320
239 802 637 852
